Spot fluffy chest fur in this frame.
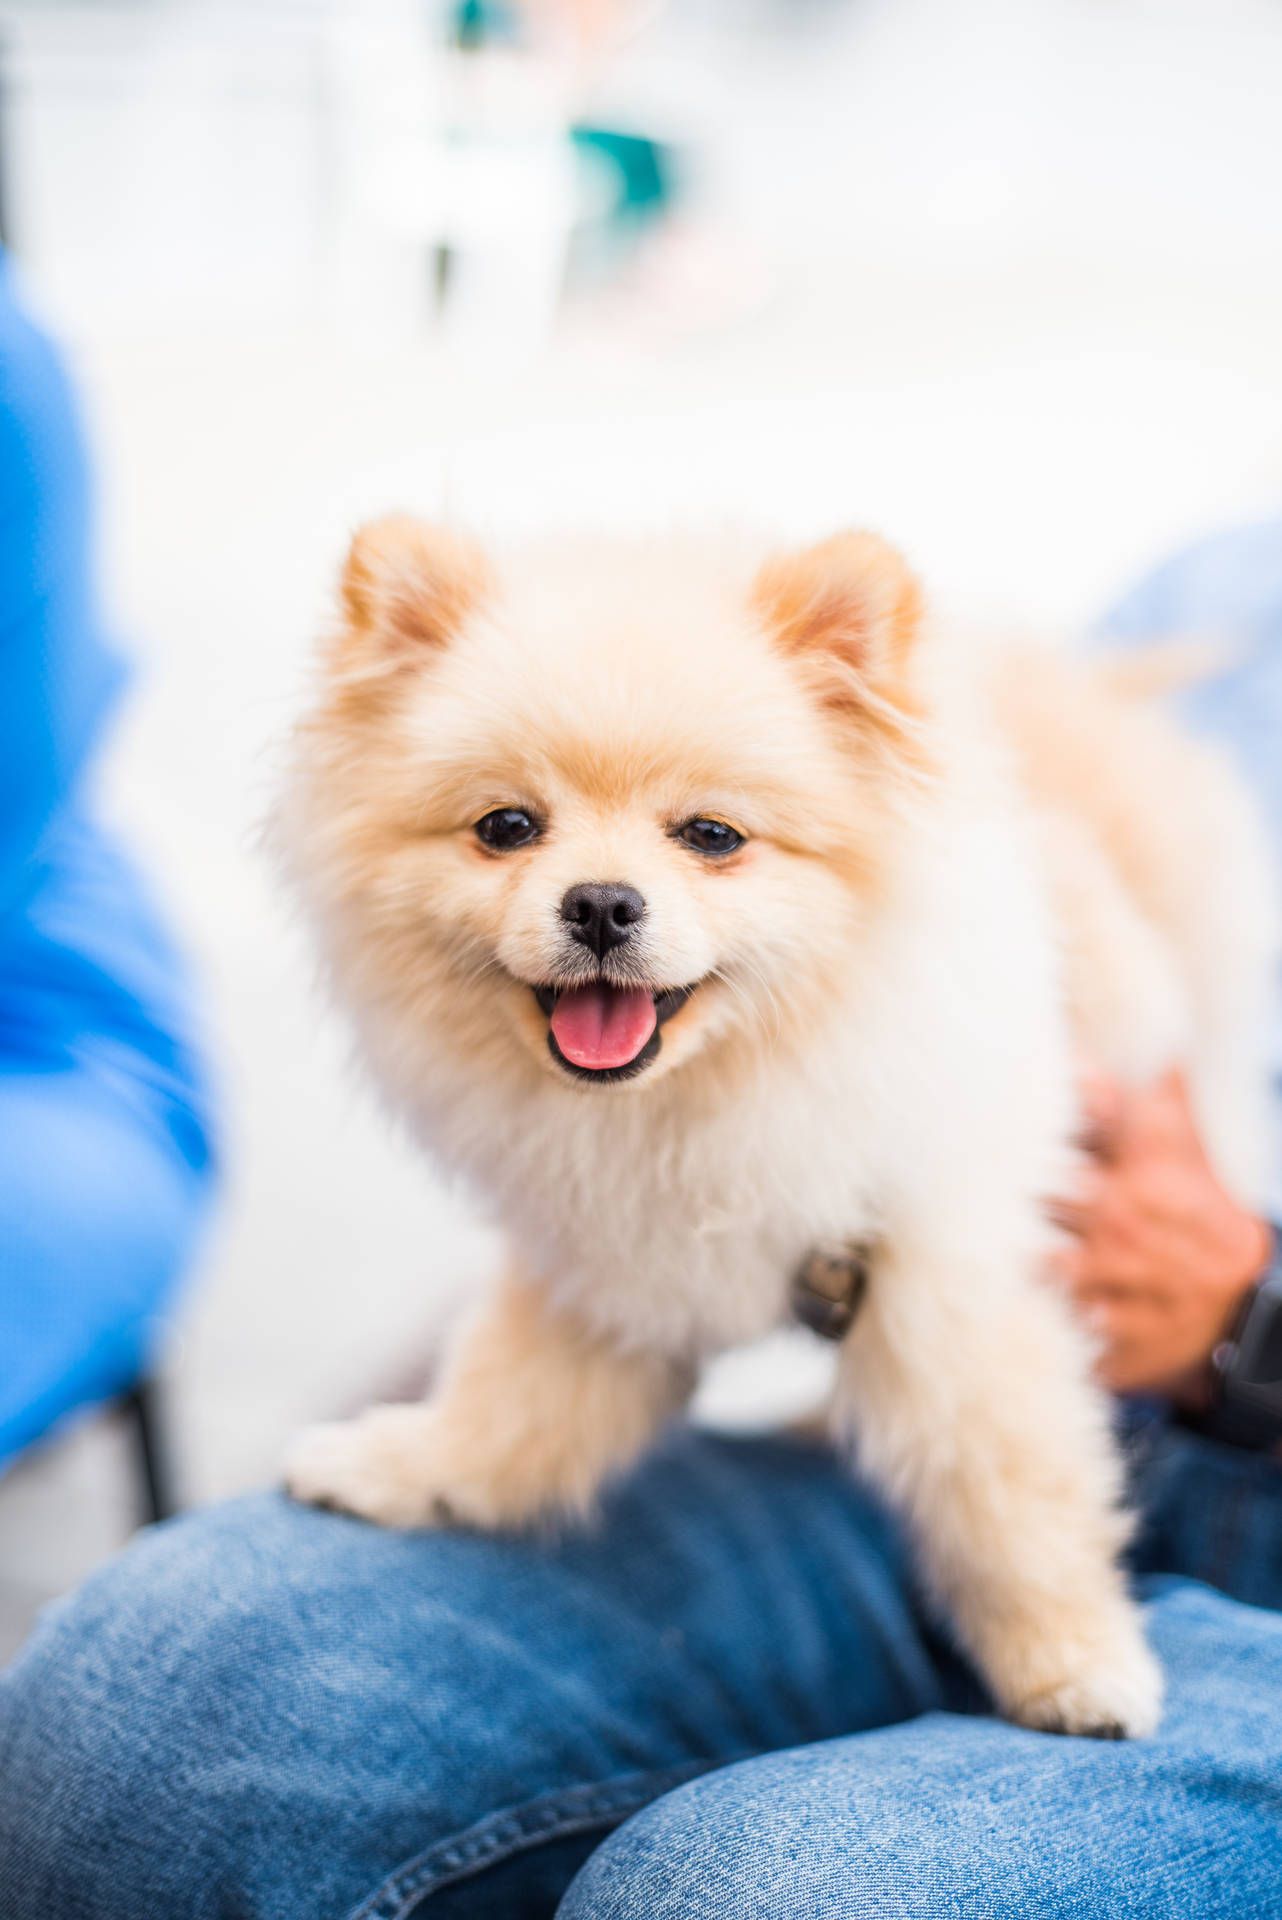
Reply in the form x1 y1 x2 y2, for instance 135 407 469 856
461 1054 884 1355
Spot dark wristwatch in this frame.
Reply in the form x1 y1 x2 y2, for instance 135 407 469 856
1203 1226 1282 1450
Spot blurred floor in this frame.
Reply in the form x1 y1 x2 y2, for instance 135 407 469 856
2 0 1281 1660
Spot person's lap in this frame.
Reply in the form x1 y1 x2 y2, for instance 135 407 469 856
0 1430 953 1918
2 1422 1281 1920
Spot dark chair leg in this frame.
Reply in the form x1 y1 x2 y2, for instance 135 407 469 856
118 1377 176 1526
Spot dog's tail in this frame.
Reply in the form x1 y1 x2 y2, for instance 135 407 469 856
1093 634 1236 704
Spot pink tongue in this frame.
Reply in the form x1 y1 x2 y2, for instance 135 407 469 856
550 984 657 1070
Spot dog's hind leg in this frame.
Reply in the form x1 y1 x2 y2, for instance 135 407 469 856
833 1239 1163 1739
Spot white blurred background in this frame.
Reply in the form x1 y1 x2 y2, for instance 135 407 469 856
2 0 1281 1652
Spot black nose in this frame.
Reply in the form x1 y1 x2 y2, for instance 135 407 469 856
560 882 646 959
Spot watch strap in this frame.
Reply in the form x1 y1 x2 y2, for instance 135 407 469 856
1206 1226 1282 1450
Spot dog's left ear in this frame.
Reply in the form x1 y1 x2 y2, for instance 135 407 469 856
753 531 923 716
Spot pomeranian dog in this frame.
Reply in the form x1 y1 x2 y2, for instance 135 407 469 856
282 519 1276 1739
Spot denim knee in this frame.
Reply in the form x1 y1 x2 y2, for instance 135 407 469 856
561 1589 1282 1920
0 1495 332 1918
556 1746 1058 1920
0 1478 739 1920
0 1491 521 1920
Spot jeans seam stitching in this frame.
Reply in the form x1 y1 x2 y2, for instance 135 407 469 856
345 1759 717 1920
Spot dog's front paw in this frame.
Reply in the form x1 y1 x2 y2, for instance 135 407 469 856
284 1406 477 1529
1000 1609 1164 1740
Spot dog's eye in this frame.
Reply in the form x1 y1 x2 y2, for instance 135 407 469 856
475 808 541 851
677 818 743 857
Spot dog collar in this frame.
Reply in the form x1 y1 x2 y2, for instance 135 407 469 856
790 1242 871 1341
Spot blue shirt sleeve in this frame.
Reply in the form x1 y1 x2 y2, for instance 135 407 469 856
0 262 216 1462
1099 520 1282 880
0 258 124 923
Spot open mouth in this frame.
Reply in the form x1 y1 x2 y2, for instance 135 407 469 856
532 981 697 1082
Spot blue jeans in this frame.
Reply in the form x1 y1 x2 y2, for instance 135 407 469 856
2 1420 1282 1918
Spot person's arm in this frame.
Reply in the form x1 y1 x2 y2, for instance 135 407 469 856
0 265 216 1470
0 260 123 923
1047 1067 1274 1414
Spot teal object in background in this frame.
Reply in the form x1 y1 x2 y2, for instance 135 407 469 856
448 0 679 236
572 125 676 232
451 0 519 50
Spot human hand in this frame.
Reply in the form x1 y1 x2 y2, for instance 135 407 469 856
1047 1068 1273 1406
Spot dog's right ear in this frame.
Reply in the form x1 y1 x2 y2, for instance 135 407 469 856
752 530 922 709
337 517 490 667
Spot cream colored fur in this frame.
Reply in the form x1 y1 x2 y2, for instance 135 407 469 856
281 522 1278 1739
